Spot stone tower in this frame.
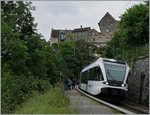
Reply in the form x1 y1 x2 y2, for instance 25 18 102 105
98 12 119 34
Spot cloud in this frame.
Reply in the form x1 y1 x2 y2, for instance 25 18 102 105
31 1 142 41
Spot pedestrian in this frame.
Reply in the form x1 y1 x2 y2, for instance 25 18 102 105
72 78 76 90
67 78 72 90
75 79 79 89
63 79 68 90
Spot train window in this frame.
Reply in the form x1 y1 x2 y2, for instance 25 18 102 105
88 67 96 80
81 70 88 84
97 67 104 81
104 62 126 82
88 66 104 81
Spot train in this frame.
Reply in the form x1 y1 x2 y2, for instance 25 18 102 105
79 57 130 96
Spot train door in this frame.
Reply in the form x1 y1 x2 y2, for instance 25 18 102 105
85 70 89 91
87 66 104 94
80 70 89 91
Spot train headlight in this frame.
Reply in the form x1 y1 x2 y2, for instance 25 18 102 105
103 82 108 85
121 84 126 87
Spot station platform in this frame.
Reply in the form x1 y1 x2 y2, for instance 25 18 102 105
64 89 121 114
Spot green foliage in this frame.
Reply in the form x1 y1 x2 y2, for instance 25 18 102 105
66 31 73 40
102 3 149 60
75 40 91 66
1 1 98 114
1 1 59 113
1 1 36 35
55 40 91 79
1 1 91 113
1 19 29 75
119 3 149 47
1 64 51 113
15 87 73 114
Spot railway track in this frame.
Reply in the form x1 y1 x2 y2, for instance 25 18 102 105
77 87 148 114
97 96 148 114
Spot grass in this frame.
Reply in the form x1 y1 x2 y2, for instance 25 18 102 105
14 86 74 114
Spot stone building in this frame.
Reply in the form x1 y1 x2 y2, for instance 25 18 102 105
72 26 91 41
98 12 119 34
50 28 71 45
50 29 59 45
50 26 101 45
50 12 119 46
90 12 119 47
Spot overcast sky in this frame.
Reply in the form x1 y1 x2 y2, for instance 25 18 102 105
31 1 143 41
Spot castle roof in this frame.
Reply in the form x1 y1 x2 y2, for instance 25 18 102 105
91 28 100 33
98 12 117 25
51 29 59 38
72 27 91 32
51 29 71 38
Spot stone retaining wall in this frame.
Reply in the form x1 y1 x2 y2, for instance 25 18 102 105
126 56 149 107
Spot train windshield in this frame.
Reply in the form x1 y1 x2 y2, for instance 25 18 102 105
104 62 126 82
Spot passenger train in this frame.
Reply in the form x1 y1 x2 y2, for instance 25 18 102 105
79 58 130 96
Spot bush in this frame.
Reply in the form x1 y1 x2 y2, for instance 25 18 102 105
1 69 52 114
14 87 72 114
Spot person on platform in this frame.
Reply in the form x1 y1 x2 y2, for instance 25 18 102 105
63 79 68 90
67 78 72 90
72 78 76 90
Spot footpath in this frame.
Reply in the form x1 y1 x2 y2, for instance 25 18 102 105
64 89 121 114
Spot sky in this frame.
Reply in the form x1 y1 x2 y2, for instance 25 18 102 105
31 1 143 41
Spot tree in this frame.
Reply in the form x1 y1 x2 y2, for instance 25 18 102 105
1 1 36 36
1 1 56 113
102 2 149 59
1 19 29 75
119 3 149 47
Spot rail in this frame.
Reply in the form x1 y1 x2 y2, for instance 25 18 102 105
77 87 135 114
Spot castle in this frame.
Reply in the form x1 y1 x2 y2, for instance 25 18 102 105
50 12 119 47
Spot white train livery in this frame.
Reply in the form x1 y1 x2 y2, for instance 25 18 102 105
79 58 130 95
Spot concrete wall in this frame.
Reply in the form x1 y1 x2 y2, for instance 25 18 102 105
127 56 149 107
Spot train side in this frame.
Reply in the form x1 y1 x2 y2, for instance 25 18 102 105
79 58 130 95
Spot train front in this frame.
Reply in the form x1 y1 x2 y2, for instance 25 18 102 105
101 58 130 96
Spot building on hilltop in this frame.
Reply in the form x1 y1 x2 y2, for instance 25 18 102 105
50 12 119 46
50 29 59 45
50 26 101 45
50 28 72 45
98 12 119 35
50 26 93 45
72 26 91 41
91 12 119 47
